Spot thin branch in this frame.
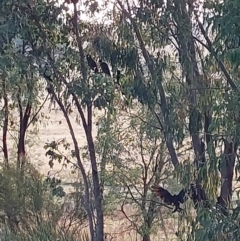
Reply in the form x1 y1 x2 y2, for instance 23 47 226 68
120 192 140 231
48 87 95 238
169 27 181 50
117 0 179 167
195 12 239 92
129 112 162 130
72 3 87 82
126 196 173 210
46 53 89 133
153 110 164 131
27 93 49 128
193 36 210 51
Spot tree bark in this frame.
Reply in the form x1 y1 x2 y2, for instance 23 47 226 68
51 91 95 240
2 77 9 166
17 91 32 168
81 103 104 241
117 0 179 168
171 0 204 176
218 140 237 210
142 234 151 241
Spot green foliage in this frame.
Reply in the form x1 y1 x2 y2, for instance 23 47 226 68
2 0 240 239
0 163 64 229
0 162 89 240
45 176 66 198
179 205 240 241
95 106 176 238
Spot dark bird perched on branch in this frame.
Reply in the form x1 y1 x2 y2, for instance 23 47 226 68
99 59 111 77
43 63 53 82
86 54 98 73
151 185 187 213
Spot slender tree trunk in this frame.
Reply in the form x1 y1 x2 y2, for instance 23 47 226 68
141 148 166 241
142 234 151 241
17 41 32 168
85 105 104 241
218 140 237 210
170 0 203 171
72 96 104 241
2 78 9 166
117 0 180 168
141 202 154 241
17 102 31 168
70 3 104 239
52 92 95 240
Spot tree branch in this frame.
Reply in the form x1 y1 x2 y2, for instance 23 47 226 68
117 0 179 168
2 77 8 165
49 87 95 238
27 93 49 128
72 3 87 82
195 13 238 92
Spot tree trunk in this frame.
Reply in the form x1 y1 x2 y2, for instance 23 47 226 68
76 100 104 241
142 234 151 241
87 134 104 241
141 155 167 241
141 201 154 241
52 93 96 240
218 140 237 212
85 105 104 241
170 0 204 170
2 77 9 166
17 103 31 168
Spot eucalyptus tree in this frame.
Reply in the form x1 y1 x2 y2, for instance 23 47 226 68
0 0 110 240
3 0 240 240
96 0 240 239
94 104 179 241
0 1 51 168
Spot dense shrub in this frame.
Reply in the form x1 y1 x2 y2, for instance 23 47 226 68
0 163 89 241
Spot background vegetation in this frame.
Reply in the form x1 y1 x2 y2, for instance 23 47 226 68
0 0 240 240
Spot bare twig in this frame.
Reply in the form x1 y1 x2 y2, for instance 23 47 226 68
27 93 49 128
129 112 162 130
120 191 140 231
193 36 210 50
